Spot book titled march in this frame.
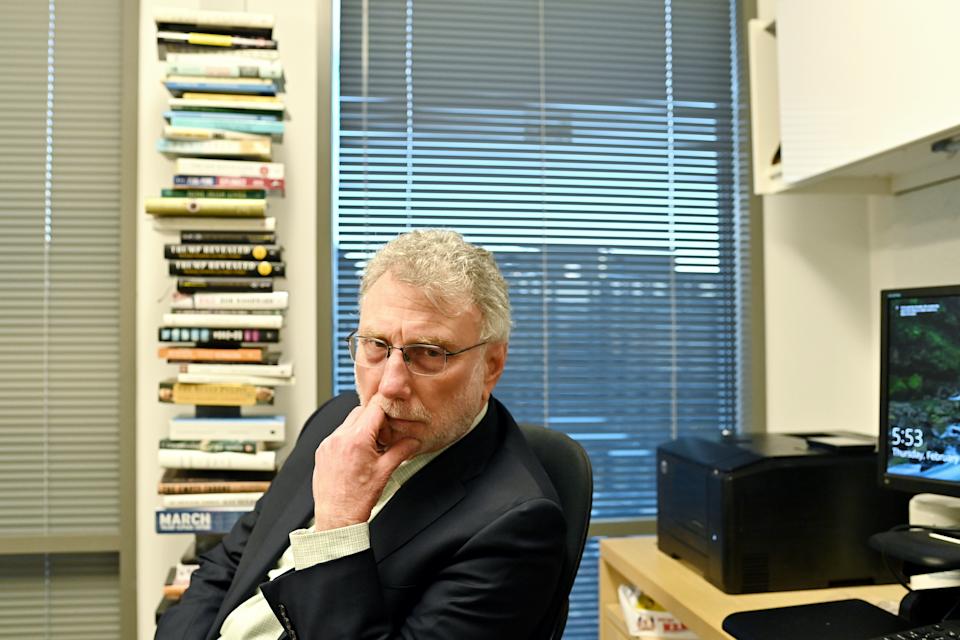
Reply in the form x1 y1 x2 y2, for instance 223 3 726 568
155 507 248 534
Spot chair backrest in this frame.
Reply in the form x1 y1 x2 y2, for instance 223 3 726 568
519 423 594 640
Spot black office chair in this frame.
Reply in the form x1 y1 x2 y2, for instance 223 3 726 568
519 423 594 640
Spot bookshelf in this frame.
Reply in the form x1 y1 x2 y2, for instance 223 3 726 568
747 1 960 196
135 1 321 637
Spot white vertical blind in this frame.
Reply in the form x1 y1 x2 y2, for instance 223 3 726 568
0 0 123 636
333 0 749 637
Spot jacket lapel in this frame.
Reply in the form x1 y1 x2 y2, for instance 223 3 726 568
370 400 503 561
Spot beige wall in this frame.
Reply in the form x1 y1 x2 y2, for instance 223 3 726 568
763 182 960 435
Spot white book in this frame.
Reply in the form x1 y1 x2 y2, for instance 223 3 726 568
179 362 294 377
169 415 285 442
171 291 289 311
166 55 283 80
163 126 272 142
170 96 284 112
175 158 285 180
160 492 264 509
158 448 276 471
162 312 283 329
153 216 276 233
177 372 295 386
153 8 275 29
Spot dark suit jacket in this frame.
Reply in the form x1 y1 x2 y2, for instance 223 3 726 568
155 392 567 640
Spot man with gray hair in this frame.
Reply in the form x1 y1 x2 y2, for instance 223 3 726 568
156 229 566 640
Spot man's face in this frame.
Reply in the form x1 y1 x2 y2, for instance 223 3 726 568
355 270 507 454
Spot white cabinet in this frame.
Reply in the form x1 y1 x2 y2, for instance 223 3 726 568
749 0 960 195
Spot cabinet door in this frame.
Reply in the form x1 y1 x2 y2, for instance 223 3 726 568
777 0 960 183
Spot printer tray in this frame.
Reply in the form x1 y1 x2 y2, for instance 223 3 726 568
722 599 911 640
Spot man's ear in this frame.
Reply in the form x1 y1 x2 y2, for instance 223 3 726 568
482 342 508 395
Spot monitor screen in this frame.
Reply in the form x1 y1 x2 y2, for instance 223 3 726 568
880 284 960 498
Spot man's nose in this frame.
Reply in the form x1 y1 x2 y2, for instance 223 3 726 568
378 347 412 399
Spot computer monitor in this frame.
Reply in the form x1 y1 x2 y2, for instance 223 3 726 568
879 284 960 499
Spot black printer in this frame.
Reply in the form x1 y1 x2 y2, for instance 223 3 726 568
656 432 910 594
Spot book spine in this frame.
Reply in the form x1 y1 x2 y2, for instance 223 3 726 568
157 22 274 40
174 158 284 179
176 372 294 386
156 138 272 160
158 448 276 471
158 480 273 495
167 108 281 121
158 381 275 406
145 197 267 217
180 362 293 377
152 8 275 29
167 419 284 443
164 80 276 96
163 188 268 199
169 97 284 112
165 244 282 260
168 260 285 277
165 59 283 80
160 439 258 453
163 127 271 143
172 175 284 192
180 230 275 243
160 491 264 508
155 508 247 534
161 313 283 329
162 583 188 600
158 326 280 344
158 346 265 362
172 291 288 310
168 116 284 137
176 278 274 294
157 31 278 50
153 215 277 233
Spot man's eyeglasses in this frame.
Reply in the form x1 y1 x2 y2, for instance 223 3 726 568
346 330 486 377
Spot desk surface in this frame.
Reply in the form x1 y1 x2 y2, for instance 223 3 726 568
598 536 907 640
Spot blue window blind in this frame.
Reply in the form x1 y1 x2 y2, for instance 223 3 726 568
333 0 750 637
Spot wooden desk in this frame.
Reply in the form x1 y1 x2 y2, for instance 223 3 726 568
599 537 907 640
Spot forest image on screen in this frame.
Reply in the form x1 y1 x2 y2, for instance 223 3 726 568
887 296 960 481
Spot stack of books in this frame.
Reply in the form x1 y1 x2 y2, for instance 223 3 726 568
150 5 292 569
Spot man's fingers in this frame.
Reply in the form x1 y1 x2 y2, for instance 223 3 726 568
377 437 421 471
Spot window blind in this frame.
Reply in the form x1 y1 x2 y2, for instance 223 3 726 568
334 0 749 637
0 0 123 636
0 553 120 639
0 0 122 535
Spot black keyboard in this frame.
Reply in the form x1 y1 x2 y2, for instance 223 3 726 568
870 620 960 639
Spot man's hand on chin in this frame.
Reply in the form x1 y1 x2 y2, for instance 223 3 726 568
311 394 422 531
